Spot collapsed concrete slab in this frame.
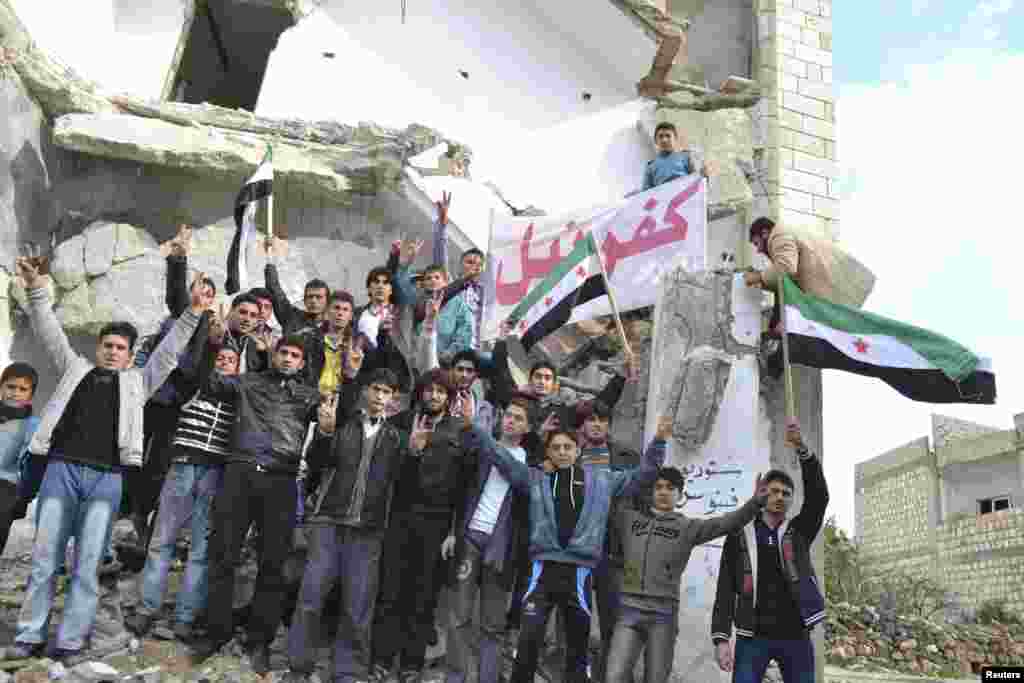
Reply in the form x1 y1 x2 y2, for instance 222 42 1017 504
52 112 442 202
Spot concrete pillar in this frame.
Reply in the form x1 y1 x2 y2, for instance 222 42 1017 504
645 266 766 683
0 269 11 370
753 1 835 678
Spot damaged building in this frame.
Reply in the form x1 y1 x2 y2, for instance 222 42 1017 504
0 0 838 681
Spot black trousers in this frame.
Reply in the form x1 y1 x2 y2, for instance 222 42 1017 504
205 462 298 646
506 531 533 629
593 558 623 682
372 505 451 672
512 561 593 683
0 480 17 556
128 402 179 521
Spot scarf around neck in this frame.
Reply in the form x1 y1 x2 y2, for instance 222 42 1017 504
0 401 32 424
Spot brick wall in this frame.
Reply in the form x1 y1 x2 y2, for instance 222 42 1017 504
754 0 837 240
938 509 1024 614
857 431 1024 614
859 466 935 564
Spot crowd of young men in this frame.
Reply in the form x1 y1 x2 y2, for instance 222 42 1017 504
0 126 830 683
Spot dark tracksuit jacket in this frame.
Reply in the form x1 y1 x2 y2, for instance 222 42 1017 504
710 449 829 644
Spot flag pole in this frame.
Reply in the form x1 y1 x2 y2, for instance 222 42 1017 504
484 207 495 347
777 275 796 422
591 233 633 358
265 144 274 243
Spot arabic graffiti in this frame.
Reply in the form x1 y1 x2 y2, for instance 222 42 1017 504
493 178 703 307
675 461 746 515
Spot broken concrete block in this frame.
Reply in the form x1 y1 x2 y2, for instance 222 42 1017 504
53 284 94 332
83 221 117 277
89 253 165 334
68 661 120 681
113 223 158 264
49 234 87 290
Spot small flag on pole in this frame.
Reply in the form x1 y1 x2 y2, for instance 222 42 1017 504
507 232 607 351
226 145 273 295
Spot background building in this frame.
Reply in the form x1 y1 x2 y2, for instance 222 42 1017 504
855 413 1024 615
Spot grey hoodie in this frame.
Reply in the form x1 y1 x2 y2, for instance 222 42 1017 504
617 495 763 608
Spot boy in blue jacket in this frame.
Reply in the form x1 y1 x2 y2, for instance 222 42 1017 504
0 362 40 554
464 412 673 683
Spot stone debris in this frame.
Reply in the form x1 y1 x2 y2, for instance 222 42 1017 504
827 600 1024 678
67 661 120 681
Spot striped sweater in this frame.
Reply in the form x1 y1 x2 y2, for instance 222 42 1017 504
170 390 237 462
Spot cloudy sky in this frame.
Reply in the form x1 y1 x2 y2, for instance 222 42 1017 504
824 0 1024 534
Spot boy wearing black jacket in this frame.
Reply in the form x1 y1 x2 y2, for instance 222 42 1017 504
711 421 829 683
284 366 407 683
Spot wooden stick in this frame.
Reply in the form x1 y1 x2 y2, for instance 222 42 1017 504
266 144 274 242
591 233 633 358
777 275 796 422
483 208 495 346
266 187 274 245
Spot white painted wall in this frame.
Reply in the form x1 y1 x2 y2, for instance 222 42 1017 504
257 2 656 214
11 0 659 216
10 0 182 101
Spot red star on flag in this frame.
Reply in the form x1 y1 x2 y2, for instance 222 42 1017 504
518 320 527 331
544 296 553 307
853 338 869 354
576 266 587 278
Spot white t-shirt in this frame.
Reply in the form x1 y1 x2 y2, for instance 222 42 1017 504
469 444 526 535
357 306 383 348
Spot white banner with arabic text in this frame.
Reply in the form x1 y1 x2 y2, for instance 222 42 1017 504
481 175 707 341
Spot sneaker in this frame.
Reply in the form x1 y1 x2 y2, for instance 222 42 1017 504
370 664 392 683
248 643 271 675
50 647 83 663
398 669 421 683
191 638 230 662
0 642 45 660
173 621 193 643
126 613 153 636
281 672 311 683
98 556 123 578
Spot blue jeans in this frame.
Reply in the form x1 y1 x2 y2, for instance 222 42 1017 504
733 636 815 683
138 462 222 625
16 460 123 650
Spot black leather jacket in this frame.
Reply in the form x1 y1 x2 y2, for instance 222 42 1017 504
306 381 408 530
203 367 320 474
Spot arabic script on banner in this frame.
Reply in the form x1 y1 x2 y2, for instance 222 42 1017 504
481 175 706 341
